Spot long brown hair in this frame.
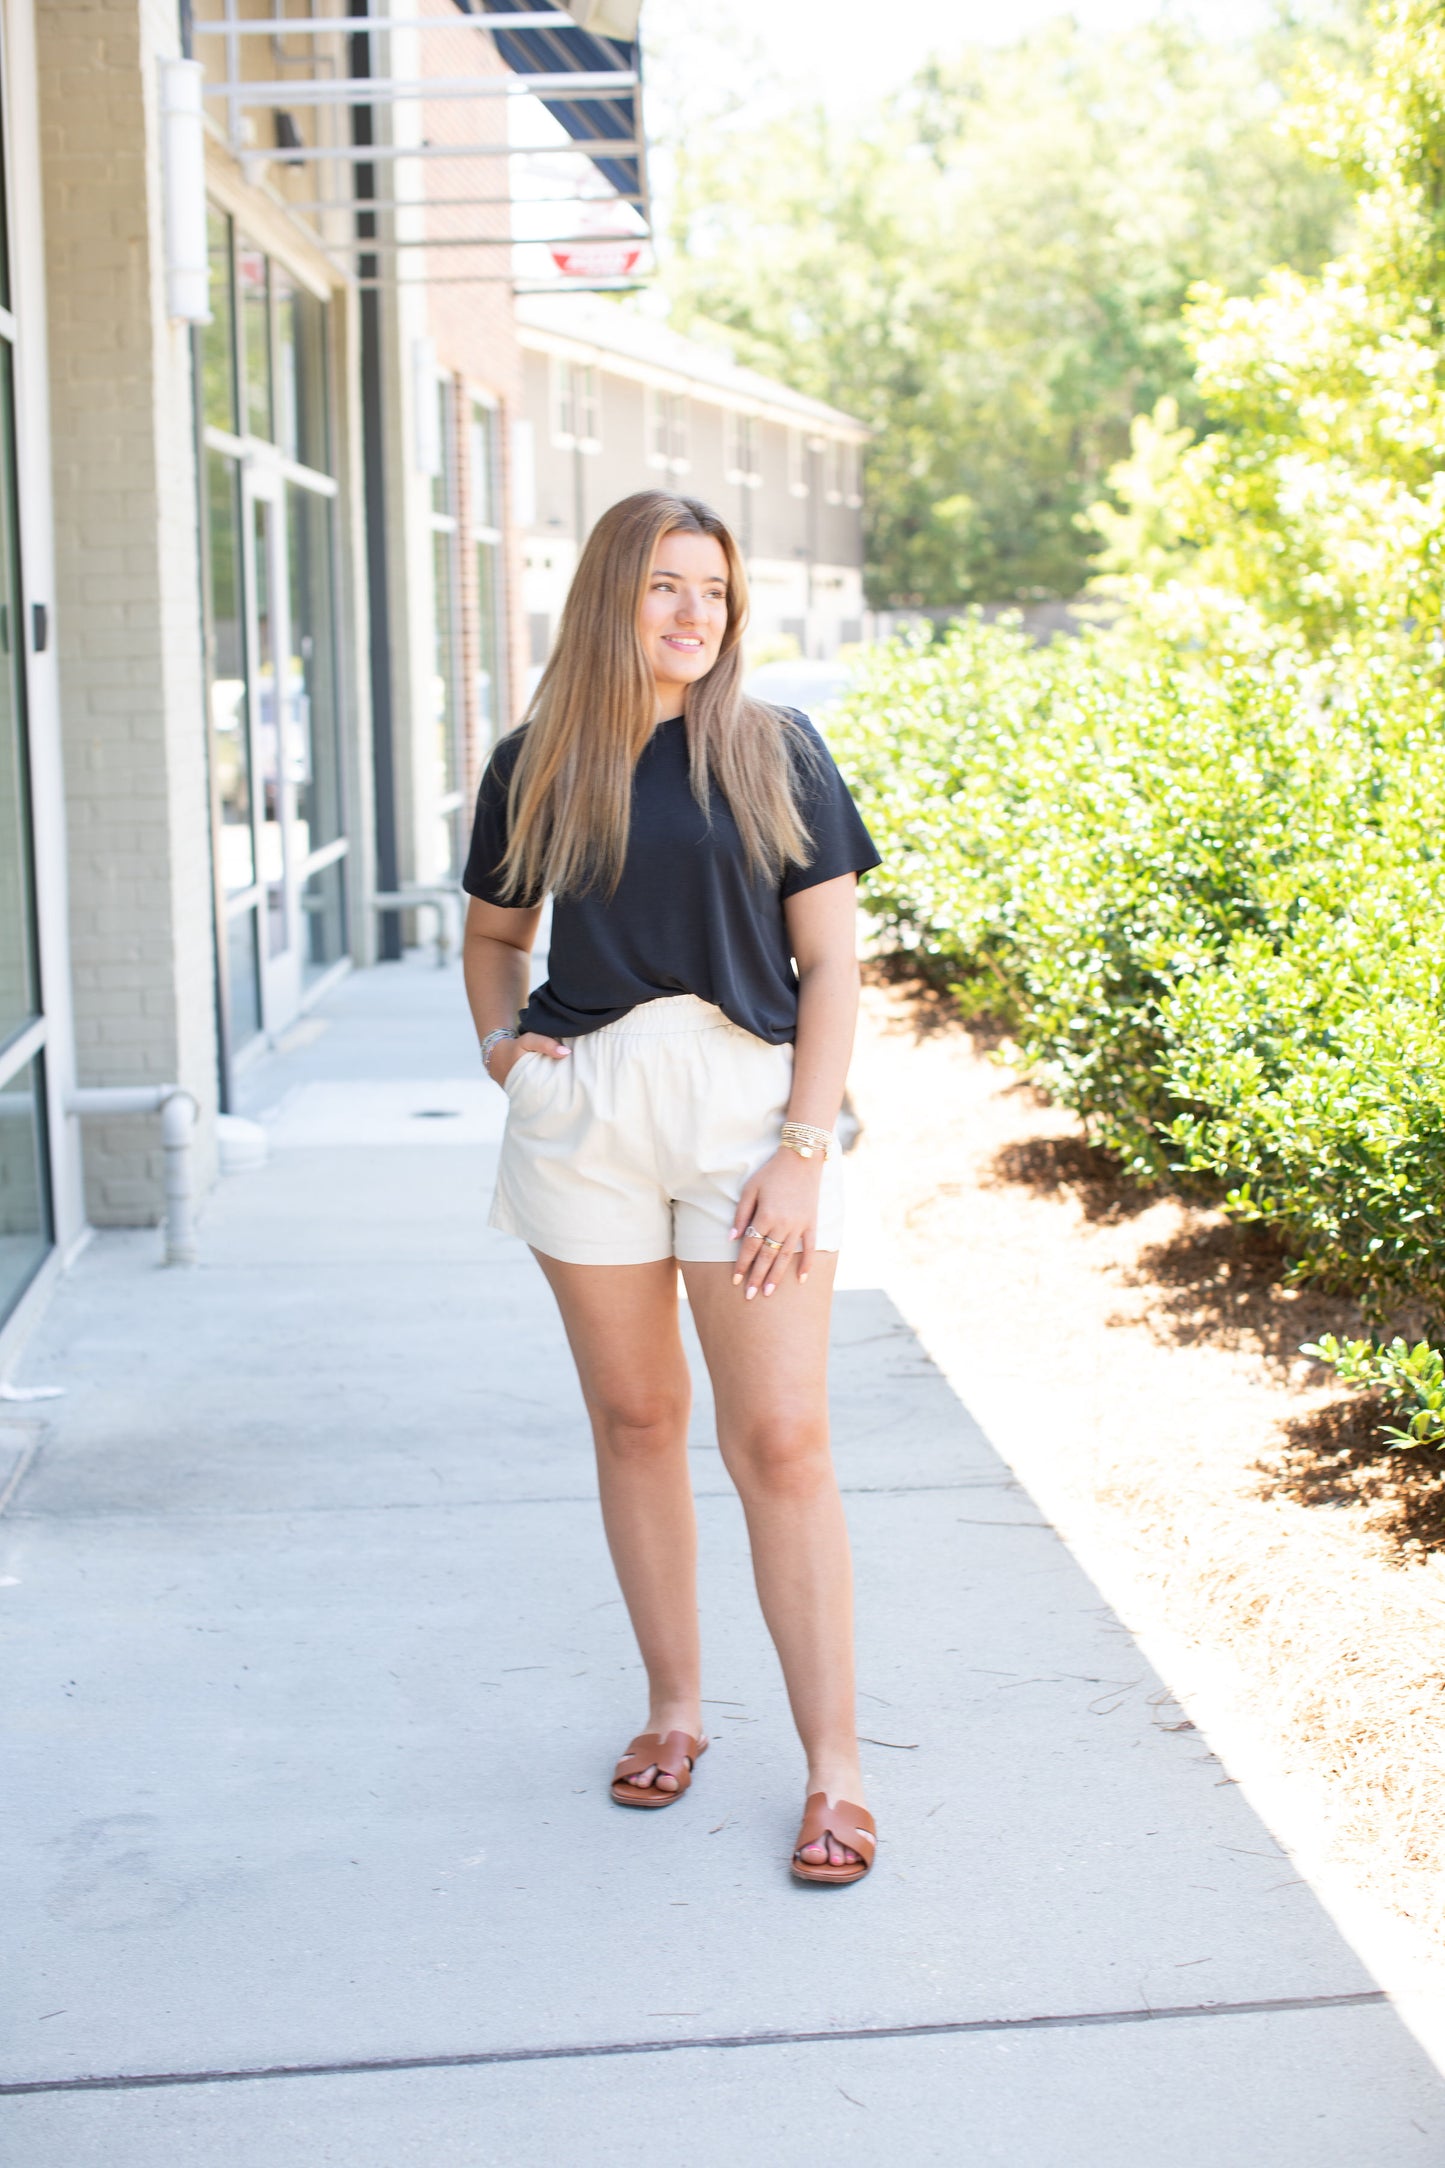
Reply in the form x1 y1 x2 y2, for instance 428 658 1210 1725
499 490 816 899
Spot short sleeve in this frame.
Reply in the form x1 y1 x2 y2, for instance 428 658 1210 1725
779 711 883 898
462 733 541 907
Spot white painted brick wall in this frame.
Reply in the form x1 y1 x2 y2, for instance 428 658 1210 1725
38 0 220 1225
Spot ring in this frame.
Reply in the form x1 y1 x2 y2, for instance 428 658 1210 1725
762 1235 783 1249
745 1225 762 1239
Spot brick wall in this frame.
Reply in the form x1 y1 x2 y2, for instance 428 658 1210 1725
38 0 219 1223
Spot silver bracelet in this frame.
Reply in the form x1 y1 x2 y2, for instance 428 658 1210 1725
480 1026 517 1074
780 1121 834 1160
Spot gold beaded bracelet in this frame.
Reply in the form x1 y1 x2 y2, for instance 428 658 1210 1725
780 1121 834 1161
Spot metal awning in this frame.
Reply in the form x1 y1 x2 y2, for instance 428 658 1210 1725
467 0 641 200
191 1 652 293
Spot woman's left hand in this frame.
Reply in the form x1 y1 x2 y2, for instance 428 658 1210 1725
731 1150 826 1298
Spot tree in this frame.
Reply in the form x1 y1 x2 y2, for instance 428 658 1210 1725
1092 1 1445 647
659 17 1346 607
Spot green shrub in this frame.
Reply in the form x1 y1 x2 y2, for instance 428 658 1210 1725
831 614 1445 1309
1302 1334 1445 1449
1161 893 1445 1308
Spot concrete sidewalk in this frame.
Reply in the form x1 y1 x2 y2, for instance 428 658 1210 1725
2 957 1442 2164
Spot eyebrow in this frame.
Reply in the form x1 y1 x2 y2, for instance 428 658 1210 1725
652 568 726 582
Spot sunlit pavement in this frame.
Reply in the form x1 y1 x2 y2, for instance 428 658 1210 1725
3 954 1442 2164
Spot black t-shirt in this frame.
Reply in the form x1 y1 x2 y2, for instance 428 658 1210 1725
462 708 881 1044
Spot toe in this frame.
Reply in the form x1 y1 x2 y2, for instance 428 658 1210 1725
798 1837 829 1864
654 1771 679 1792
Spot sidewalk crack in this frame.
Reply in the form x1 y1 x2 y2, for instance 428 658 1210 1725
0 1990 1389 2098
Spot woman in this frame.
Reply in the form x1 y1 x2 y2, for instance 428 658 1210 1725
461 490 881 1885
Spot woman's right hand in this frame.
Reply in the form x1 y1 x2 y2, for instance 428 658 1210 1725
489 1031 569 1086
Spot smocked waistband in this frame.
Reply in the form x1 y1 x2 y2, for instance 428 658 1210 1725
588 995 740 1040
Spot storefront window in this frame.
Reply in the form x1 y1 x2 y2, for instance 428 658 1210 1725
474 539 501 751
287 486 341 857
202 210 238 436
469 400 495 529
0 321 51 1320
205 450 253 894
0 1058 51 1318
274 268 329 473
0 107 9 316
251 493 288 962
226 909 260 1048
0 350 38 1054
302 858 347 983
237 242 272 443
432 376 453 520
199 214 346 1072
431 525 458 852
470 398 506 760
429 373 462 874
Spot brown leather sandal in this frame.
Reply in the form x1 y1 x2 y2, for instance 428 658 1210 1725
790 1793 877 1884
610 1730 708 1809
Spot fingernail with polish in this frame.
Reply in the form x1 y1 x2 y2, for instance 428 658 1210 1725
745 1286 757 1301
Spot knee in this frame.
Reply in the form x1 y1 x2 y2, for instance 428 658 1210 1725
590 1384 689 1462
727 1413 832 1500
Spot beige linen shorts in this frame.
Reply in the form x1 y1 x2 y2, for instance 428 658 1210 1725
488 994 845 1267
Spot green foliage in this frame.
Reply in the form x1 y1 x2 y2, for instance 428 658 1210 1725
1156 879 1445 1303
1093 0 1445 644
1302 1333 1445 1447
831 614 1445 1311
712 1 1445 1326
662 19 1345 609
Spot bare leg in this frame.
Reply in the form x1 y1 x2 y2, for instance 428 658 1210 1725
679 1254 864 1868
533 1252 700 1791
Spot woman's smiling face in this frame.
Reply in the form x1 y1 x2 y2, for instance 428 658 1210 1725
638 529 730 716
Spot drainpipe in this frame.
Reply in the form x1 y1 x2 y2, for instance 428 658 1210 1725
64 1089 199 1266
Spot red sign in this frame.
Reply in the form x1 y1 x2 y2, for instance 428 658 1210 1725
550 241 643 279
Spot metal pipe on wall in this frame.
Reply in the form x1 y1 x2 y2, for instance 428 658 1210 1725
65 1089 199 1266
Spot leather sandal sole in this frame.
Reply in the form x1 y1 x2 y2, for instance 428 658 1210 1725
609 1729 707 1810
790 1792 876 1885
790 1856 871 1884
610 1782 686 1808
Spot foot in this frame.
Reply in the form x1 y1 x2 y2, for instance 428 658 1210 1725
618 1704 704 1795
796 1760 868 1871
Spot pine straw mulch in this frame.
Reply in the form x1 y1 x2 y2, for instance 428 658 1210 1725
848 961 1445 1955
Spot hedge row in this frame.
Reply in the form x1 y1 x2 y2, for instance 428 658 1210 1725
829 617 1445 1315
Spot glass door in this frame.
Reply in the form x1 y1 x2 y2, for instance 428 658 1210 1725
243 458 300 1025
0 341 50 1323
0 84 54 1327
